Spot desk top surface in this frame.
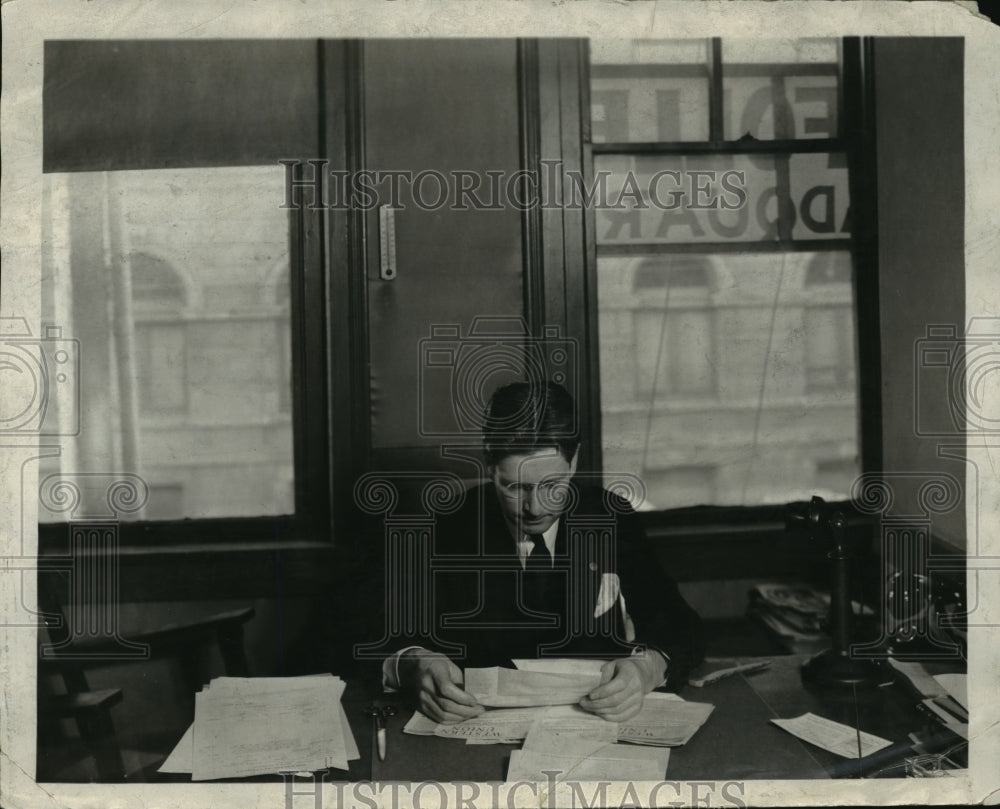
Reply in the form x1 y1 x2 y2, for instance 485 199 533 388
366 655 950 782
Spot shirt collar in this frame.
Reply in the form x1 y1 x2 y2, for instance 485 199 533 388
514 519 560 565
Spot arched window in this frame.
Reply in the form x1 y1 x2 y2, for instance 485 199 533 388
631 257 716 398
803 251 856 393
131 252 188 413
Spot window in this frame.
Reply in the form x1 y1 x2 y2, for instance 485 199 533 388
591 38 861 508
38 167 307 527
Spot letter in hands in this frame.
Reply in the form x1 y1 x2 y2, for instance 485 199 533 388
578 655 665 723
399 650 484 724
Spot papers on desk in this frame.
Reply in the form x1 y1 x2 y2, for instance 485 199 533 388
404 705 579 744
887 659 968 738
403 704 607 744
158 674 359 781
617 693 715 746
771 713 892 759
464 666 604 707
505 705 672 782
404 691 713 749
510 734 670 782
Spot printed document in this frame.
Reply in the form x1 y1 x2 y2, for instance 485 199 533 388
771 713 893 759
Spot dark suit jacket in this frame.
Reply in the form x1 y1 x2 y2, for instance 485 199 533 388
402 481 704 691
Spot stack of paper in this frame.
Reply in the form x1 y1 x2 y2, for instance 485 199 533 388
159 674 359 781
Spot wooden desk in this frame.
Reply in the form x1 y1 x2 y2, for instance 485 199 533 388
136 655 961 783
369 655 959 782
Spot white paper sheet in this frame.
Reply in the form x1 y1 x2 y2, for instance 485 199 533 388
511 658 607 677
402 710 441 736
160 703 357 775
431 705 598 742
770 713 893 759
158 723 194 773
522 716 620 759
464 666 603 707
617 693 715 746
506 746 669 783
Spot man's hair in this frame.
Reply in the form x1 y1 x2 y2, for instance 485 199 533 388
482 380 580 465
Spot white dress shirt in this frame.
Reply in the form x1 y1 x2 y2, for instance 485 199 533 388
515 520 559 568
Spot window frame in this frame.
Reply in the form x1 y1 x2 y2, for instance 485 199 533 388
582 36 882 522
37 191 331 551
37 43 346 555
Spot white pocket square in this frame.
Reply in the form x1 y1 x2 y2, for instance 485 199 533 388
593 572 621 619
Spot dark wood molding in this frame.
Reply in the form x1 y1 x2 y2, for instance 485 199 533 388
591 61 838 80
289 159 332 541
335 39 372 551
708 38 724 143
592 138 845 155
38 541 338 602
517 39 546 338
597 239 852 256
843 37 883 477
576 38 604 477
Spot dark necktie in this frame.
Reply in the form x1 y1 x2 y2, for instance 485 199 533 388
525 534 551 569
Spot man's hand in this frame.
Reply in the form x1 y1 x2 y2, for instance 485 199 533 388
398 650 484 724
578 654 666 722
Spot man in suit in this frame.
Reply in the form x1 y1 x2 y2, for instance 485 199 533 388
383 381 704 723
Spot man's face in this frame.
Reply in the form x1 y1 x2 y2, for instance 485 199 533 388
490 448 578 536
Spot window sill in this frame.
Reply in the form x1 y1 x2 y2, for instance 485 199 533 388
38 538 338 601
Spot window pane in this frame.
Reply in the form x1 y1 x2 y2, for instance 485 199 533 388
723 39 840 64
598 251 860 508
723 39 840 140
590 39 710 142
789 152 850 240
593 152 849 247
39 167 294 522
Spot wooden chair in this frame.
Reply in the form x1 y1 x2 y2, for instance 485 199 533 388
36 577 255 782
